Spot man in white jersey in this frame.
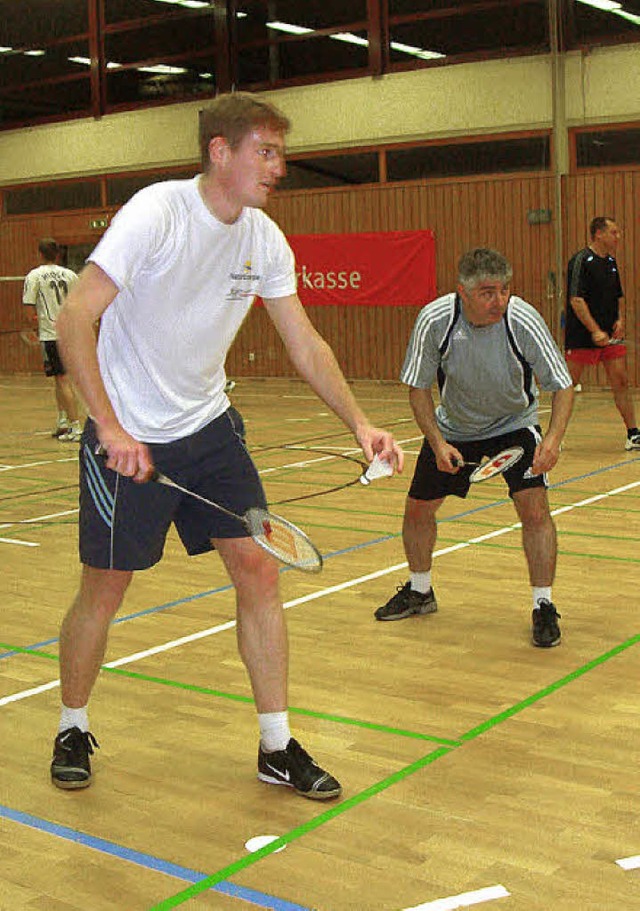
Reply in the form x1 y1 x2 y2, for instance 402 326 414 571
50 92 403 799
23 238 82 441
375 249 573 648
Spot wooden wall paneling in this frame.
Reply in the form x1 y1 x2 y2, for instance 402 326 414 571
1 171 637 387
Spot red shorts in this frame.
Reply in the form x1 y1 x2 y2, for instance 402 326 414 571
565 343 626 366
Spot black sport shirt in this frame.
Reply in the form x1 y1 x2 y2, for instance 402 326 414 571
565 247 623 349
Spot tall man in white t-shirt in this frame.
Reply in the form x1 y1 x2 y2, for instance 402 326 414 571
23 238 82 441
51 92 404 799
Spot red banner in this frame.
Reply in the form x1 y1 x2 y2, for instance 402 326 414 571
288 230 436 307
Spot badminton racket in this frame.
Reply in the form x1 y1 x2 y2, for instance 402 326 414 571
451 446 524 483
156 473 323 572
95 447 322 572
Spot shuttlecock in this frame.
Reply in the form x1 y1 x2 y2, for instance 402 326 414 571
360 453 394 485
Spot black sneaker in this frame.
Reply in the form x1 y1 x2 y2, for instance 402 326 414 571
51 727 99 790
532 600 562 648
258 738 342 800
374 581 438 621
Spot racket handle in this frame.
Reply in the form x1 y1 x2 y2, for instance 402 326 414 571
94 444 159 482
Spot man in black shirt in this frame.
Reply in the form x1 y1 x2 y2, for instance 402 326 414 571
565 216 640 450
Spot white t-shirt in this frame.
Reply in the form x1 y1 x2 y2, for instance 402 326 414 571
23 264 78 341
89 176 297 442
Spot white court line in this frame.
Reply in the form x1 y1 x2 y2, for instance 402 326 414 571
0 508 80 548
2 476 639 707
402 885 510 910
0 456 77 472
0 508 79 531
0 537 39 547
616 855 640 870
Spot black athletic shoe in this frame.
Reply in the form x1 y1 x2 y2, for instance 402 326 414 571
51 727 99 790
532 600 562 648
374 581 438 621
258 738 342 800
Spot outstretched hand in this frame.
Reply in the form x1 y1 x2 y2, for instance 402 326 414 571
356 425 404 474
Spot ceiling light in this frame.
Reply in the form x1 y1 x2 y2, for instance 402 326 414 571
391 40 445 60
24 49 46 57
152 0 211 8
267 18 443 62
576 0 622 10
614 8 640 24
332 32 369 47
138 64 189 74
69 56 121 69
266 21 313 35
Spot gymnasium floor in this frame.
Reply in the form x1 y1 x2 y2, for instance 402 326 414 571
1 375 639 911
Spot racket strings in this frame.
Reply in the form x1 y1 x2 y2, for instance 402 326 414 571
245 508 322 571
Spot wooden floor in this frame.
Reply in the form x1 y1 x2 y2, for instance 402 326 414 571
1 375 639 911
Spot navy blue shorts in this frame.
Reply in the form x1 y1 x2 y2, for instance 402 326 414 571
409 425 548 502
42 340 66 377
79 408 267 570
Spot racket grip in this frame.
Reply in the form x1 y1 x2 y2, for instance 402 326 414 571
94 443 159 482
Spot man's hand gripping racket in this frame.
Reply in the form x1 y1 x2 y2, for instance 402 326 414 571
451 447 525 483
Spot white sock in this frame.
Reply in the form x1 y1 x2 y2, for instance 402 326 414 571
410 571 432 594
70 420 81 432
258 711 291 752
533 587 552 610
59 704 89 734
57 411 68 426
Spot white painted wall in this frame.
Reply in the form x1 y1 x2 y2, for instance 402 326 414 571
0 43 638 186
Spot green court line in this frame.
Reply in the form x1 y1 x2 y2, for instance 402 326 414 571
477 541 640 564
149 631 640 910
459 631 640 741
0 642 459 747
452 514 640 544
550 487 640 501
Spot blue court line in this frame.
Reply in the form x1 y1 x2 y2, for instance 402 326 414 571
3 456 637 663
0 804 311 911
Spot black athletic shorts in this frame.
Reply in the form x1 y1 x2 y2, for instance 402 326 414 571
42 340 66 377
79 408 267 570
409 425 548 502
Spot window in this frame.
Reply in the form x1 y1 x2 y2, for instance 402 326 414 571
233 0 371 88
568 0 640 46
103 1 218 108
279 152 379 189
4 181 101 215
575 126 640 168
386 0 549 68
386 135 550 181
106 168 199 206
0 0 91 128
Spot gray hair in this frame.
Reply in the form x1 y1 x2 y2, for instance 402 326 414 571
457 248 513 291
